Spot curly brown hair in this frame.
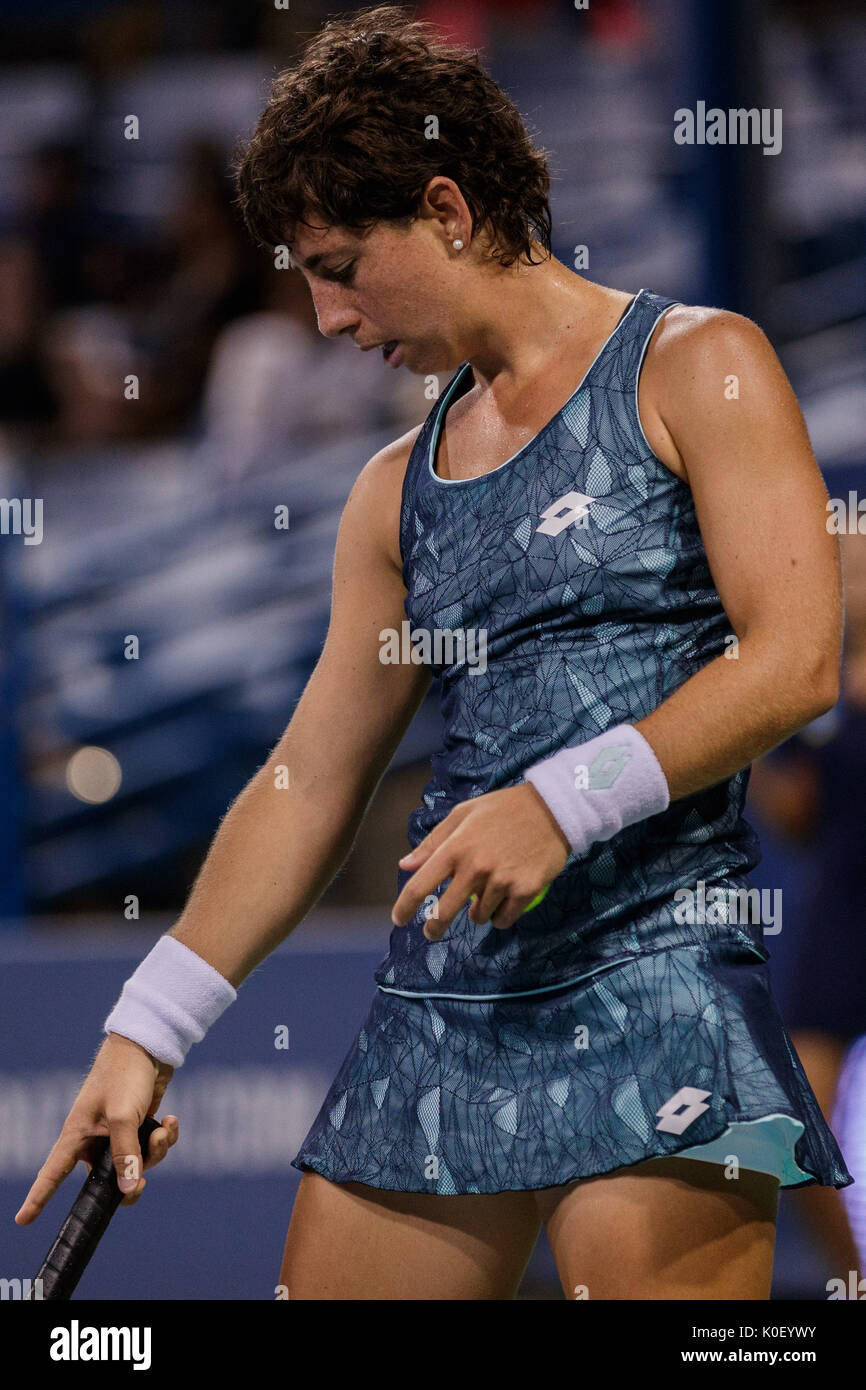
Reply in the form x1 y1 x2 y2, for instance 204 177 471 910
233 4 552 268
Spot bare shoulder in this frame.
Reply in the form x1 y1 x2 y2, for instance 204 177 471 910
344 421 425 573
638 303 792 482
644 303 782 384
360 421 425 487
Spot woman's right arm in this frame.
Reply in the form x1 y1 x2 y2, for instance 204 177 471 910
169 429 429 986
15 429 429 1224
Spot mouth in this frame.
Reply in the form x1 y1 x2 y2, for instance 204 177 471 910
382 340 402 367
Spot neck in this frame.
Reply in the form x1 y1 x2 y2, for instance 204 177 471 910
458 254 611 390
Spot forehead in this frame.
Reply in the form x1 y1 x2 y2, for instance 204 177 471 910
288 221 360 269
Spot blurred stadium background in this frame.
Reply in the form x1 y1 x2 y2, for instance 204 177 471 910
1 0 865 1298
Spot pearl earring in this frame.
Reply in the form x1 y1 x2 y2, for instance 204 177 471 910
452 238 464 250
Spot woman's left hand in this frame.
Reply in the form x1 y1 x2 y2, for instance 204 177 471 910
391 783 570 938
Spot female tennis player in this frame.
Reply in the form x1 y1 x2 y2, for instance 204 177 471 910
17 6 852 1300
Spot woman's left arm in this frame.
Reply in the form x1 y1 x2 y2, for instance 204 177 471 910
625 305 842 799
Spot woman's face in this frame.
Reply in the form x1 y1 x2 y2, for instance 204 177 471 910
288 204 477 376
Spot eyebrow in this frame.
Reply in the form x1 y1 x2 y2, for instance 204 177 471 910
289 248 354 272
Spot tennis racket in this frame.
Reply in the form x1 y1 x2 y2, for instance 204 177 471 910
25 1116 161 1301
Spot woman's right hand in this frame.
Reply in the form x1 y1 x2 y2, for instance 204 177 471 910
14 1033 179 1225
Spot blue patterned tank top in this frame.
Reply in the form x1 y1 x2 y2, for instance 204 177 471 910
374 288 764 999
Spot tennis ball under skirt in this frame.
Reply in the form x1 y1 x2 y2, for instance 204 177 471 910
292 939 853 1194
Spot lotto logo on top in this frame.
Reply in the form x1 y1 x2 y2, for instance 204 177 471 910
536 491 595 536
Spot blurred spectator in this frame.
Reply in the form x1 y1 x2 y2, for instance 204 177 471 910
776 0 866 130
130 139 262 436
200 259 413 483
42 303 138 444
13 143 103 310
0 237 58 433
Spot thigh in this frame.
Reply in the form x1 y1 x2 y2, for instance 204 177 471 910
535 1156 779 1300
280 1171 542 1300
788 1028 849 1117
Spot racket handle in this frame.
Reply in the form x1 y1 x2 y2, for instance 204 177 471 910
25 1116 161 1301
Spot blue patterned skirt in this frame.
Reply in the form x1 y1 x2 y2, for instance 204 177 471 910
292 939 853 1194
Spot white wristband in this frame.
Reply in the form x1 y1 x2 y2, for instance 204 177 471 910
104 935 237 1068
523 723 670 857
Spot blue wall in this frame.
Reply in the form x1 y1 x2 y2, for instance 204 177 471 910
0 923 392 1299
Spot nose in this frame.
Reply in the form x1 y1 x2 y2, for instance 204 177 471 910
309 284 360 341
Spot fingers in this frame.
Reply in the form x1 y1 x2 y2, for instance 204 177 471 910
393 800 490 926
393 789 556 935
14 1131 83 1225
398 851 540 939
393 851 451 923
394 805 493 928
489 894 532 932
17 1044 178 1225
108 1116 146 1197
421 871 489 941
391 861 447 928
468 880 509 926
141 1116 179 1172
423 879 534 940
79 1131 112 1179
118 1177 147 1207
397 807 467 877
118 1113 179 1206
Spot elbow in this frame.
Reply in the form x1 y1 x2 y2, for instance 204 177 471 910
748 631 841 724
805 664 840 719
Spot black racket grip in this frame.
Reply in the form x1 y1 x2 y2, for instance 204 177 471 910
26 1116 161 1301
